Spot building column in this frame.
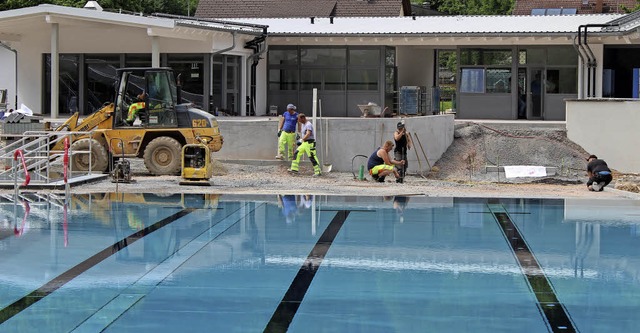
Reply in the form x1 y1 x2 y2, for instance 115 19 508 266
151 36 160 68
50 22 59 118
241 55 248 116
591 43 604 98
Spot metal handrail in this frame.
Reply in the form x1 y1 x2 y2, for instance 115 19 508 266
0 130 95 185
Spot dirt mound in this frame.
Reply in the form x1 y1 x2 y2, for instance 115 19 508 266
429 122 589 183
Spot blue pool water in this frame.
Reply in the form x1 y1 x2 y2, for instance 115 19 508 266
0 193 639 332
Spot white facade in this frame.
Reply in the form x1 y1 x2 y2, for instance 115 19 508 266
2 6 640 119
0 5 265 117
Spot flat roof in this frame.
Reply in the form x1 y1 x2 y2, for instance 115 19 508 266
225 14 625 36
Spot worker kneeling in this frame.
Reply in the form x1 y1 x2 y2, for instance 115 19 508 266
289 113 322 176
126 92 147 125
367 140 404 183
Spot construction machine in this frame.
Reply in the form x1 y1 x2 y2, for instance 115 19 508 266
51 67 223 175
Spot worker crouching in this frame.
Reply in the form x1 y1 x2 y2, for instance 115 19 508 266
289 113 322 176
367 140 404 183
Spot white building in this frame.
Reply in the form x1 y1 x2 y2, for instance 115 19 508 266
2 5 640 120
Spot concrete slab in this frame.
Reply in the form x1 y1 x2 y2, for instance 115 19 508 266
0 173 108 190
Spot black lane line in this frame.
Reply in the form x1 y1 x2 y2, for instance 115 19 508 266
492 211 577 333
0 208 196 325
264 210 350 333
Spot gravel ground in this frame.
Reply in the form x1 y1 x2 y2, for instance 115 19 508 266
21 120 640 199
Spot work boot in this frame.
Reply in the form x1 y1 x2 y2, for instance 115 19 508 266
377 176 386 183
591 182 601 192
313 172 322 177
288 169 298 174
276 154 284 160
396 177 404 183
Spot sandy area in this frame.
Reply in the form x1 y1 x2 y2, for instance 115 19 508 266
67 161 639 200
7 120 639 200
68 121 640 199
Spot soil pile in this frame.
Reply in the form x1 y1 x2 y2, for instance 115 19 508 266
429 122 590 184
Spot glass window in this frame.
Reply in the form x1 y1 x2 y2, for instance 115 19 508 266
125 54 151 67
44 54 80 115
269 69 298 91
324 69 345 91
385 47 396 66
85 55 120 114
269 49 298 65
301 69 322 90
301 48 346 66
547 47 578 66
486 69 511 93
146 71 176 106
349 49 379 66
518 50 527 65
348 69 378 90
460 68 484 93
460 49 482 66
460 49 511 66
523 49 545 65
550 68 577 94
385 67 396 91
167 54 205 108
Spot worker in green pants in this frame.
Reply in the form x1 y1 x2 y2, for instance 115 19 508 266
289 113 321 176
276 104 299 161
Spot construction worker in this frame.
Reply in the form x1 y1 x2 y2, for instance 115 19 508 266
126 91 147 125
289 113 321 176
393 121 412 183
586 154 613 191
367 140 404 183
276 104 299 160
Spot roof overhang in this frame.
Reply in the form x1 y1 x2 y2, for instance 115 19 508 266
0 5 266 44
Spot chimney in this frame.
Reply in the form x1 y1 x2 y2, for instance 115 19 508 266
310 17 315 24
595 0 603 12
83 1 103 11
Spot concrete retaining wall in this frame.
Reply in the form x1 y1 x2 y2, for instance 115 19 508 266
216 115 455 173
566 99 640 173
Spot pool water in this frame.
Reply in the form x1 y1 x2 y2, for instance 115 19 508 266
0 193 639 332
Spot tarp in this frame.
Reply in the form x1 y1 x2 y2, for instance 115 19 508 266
503 165 547 178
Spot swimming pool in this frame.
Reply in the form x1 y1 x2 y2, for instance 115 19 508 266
0 193 639 332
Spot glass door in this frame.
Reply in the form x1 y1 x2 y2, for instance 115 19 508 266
529 68 544 119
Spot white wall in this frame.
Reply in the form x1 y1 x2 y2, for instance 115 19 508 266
0 47 16 109
397 46 433 88
5 22 253 115
566 99 640 173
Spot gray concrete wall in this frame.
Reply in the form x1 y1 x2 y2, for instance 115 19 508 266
566 99 640 173
216 115 455 173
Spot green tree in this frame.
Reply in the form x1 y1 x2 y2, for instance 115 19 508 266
621 1 640 13
427 0 514 15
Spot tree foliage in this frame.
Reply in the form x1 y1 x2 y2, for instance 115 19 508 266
0 0 198 16
621 1 640 13
413 0 514 15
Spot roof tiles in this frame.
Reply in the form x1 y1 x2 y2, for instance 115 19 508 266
196 0 408 18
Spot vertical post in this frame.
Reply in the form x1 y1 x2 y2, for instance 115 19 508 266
311 195 316 236
151 36 160 68
50 23 59 118
312 88 317 127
